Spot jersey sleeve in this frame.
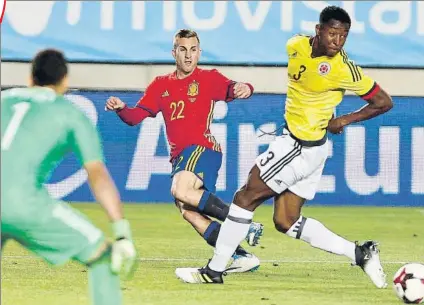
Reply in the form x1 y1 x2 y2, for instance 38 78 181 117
135 77 161 117
68 106 104 165
338 54 380 100
209 69 235 102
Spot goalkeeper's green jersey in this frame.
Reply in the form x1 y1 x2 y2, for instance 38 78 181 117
1 87 103 198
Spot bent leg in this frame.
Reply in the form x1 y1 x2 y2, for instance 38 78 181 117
273 190 387 288
273 190 305 234
171 146 262 265
175 200 252 257
175 200 212 236
170 146 229 221
273 190 356 261
171 171 229 221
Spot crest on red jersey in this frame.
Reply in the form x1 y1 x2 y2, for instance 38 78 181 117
0 0 6 24
318 62 331 75
187 81 199 97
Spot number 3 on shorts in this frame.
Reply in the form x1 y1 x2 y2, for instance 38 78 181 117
260 151 275 166
2 102 31 151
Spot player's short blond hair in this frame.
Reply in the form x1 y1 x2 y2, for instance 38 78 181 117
173 29 200 49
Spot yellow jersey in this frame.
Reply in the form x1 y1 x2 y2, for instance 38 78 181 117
285 35 378 141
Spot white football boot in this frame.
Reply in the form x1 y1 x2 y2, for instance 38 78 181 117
176 263 224 284
245 222 264 247
226 247 260 273
353 240 387 288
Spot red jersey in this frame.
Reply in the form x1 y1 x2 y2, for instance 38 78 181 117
117 68 253 160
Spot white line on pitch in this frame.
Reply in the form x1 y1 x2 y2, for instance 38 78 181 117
1 255 408 264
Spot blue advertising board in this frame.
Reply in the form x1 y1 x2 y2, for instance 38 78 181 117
2 1 424 67
45 90 424 207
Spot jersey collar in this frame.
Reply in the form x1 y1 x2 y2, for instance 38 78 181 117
173 67 199 80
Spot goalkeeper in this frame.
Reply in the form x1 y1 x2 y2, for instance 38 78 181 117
1 49 137 305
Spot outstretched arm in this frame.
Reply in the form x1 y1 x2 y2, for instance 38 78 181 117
106 78 160 126
70 109 137 277
85 160 123 222
84 160 137 276
210 69 254 102
106 96 153 126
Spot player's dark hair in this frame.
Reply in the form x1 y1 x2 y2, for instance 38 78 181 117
31 49 68 86
173 29 200 48
319 6 351 26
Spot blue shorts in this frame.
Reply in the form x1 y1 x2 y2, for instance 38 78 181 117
171 145 222 193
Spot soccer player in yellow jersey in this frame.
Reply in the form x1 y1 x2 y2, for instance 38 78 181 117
176 6 393 289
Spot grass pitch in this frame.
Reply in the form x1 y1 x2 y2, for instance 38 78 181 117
2 204 423 305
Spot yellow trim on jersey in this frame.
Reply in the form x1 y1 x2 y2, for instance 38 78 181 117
206 134 221 152
214 141 221 152
204 101 222 152
206 101 214 131
185 146 205 172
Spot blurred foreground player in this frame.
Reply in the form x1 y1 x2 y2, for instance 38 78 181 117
106 29 262 273
1 49 137 305
176 6 393 287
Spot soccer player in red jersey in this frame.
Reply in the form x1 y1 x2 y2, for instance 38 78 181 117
106 29 263 272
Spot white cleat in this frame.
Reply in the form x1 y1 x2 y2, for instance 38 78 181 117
246 222 264 247
353 241 387 289
175 265 224 284
226 252 260 273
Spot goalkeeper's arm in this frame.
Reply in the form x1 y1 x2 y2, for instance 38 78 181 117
85 160 123 223
84 160 137 276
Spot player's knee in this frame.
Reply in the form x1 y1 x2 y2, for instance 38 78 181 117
171 185 191 203
174 200 184 213
273 217 290 233
179 207 189 220
177 203 188 218
175 201 198 224
233 187 257 211
273 214 299 233
170 180 178 198
171 173 193 203
171 179 186 201
181 209 199 224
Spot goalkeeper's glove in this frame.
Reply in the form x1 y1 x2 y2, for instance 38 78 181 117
111 219 138 279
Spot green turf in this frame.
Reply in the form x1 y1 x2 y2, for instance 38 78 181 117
2 204 423 305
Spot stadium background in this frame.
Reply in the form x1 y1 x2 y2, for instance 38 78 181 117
2 1 423 207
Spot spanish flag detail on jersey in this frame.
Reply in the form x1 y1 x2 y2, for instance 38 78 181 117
285 35 380 142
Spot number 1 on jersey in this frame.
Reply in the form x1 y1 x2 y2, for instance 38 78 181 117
2 102 31 151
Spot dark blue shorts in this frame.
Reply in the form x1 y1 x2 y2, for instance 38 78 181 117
171 145 222 193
